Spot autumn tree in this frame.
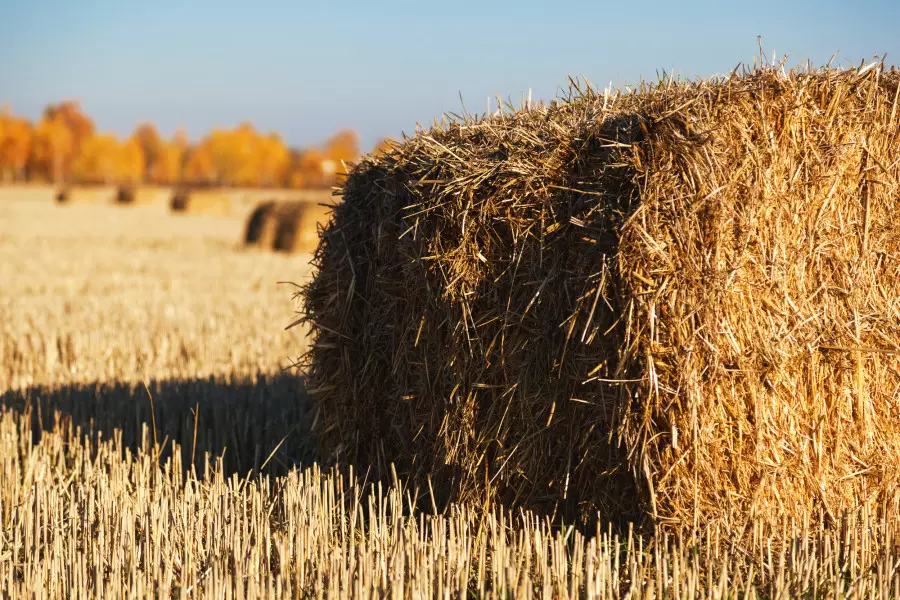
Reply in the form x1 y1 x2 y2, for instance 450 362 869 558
119 137 145 184
149 130 187 184
0 109 33 182
31 116 73 183
41 101 94 181
289 148 330 189
183 143 216 185
324 129 360 176
71 134 122 184
132 123 163 181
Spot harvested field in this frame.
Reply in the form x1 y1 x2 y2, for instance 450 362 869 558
0 184 56 203
301 65 900 531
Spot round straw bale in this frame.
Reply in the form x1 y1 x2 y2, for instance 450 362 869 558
243 200 279 247
115 184 135 204
170 189 189 212
273 202 333 254
300 67 900 531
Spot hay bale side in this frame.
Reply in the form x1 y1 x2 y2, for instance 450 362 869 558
243 201 279 247
301 67 900 530
274 202 333 254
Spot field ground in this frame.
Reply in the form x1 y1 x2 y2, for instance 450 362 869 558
1 193 900 598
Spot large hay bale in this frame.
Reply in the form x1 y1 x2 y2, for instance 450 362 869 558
274 202 334 254
301 66 900 530
243 200 279 247
170 189 233 216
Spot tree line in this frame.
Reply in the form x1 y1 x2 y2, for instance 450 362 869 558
0 101 387 189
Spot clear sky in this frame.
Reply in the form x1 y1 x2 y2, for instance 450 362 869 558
1 0 896 150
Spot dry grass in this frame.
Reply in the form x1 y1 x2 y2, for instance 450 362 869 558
301 64 900 532
0 184 57 203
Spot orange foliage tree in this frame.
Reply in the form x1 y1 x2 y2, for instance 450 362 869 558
71 134 123 184
0 108 33 182
119 137 145 184
31 117 73 183
41 101 94 182
149 130 187 184
183 143 216 185
132 123 163 180
324 129 360 176
0 100 362 190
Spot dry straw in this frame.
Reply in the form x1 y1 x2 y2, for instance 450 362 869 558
301 63 900 531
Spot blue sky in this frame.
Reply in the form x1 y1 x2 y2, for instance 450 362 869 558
0 1 896 150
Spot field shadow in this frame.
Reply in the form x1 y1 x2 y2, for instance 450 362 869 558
0 373 314 478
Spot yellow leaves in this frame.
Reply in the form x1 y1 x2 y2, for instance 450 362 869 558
0 110 33 179
0 101 364 188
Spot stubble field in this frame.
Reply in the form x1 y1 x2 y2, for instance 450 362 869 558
1 193 899 599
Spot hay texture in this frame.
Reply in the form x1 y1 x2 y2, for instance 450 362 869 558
274 202 334 254
170 189 233 216
301 65 900 530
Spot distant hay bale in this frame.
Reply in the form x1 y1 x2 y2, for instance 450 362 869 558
274 202 334 254
115 185 135 204
170 189 232 216
301 66 900 531
170 189 189 212
243 200 279 247
55 186 116 205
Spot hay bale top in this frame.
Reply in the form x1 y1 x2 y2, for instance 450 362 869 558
303 65 900 531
